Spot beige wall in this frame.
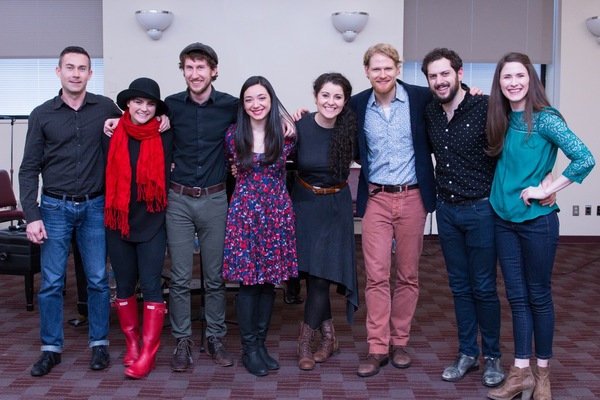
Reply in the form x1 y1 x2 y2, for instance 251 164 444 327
3 0 599 235
102 0 402 113
552 0 600 235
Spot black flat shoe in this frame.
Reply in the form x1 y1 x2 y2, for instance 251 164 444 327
90 345 110 370
284 292 303 305
31 351 61 377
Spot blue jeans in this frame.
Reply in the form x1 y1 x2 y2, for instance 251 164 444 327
495 211 558 360
38 194 110 352
436 198 501 358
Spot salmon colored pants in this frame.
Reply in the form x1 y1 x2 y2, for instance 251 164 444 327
361 186 427 354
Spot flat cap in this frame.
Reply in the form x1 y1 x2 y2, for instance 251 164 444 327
179 42 218 65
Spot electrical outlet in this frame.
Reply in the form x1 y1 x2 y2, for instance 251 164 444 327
585 205 592 216
573 205 579 216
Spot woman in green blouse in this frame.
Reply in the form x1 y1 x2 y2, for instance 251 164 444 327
486 52 595 400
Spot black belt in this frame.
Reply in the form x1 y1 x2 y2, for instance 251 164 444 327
170 181 226 198
444 197 489 206
42 190 103 202
369 182 419 196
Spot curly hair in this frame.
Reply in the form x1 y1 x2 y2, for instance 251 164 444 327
313 73 357 180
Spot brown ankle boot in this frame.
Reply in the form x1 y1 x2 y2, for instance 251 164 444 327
533 365 552 400
313 319 340 363
488 365 535 400
297 322 316 370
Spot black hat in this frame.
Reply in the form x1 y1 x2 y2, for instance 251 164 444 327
179 42 218 65
116 77 168 116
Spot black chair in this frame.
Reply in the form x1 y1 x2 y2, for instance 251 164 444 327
0 169 25 226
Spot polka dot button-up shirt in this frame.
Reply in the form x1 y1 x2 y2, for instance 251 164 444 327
424 85 496 203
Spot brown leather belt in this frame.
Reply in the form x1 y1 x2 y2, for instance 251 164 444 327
369 182 419 196
169 181 226 198
297 176 347 195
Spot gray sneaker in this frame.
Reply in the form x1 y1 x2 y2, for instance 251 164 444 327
483 356 505 387
170 338 194 372
442 353 479 382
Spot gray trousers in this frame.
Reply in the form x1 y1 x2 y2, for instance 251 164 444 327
166 188 228 339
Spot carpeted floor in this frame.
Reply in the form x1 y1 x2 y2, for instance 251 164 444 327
0 236 599 399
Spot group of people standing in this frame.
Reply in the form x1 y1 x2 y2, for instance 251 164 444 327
19 40 594 400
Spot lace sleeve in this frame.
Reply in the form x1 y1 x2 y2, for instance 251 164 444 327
538 109 595 183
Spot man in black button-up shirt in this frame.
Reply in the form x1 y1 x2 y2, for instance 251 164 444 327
422 48 504 388
19 46 121 377
165 43 237 371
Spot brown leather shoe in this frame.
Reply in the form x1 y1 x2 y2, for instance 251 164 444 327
206 336 234 367
390 345 411 369
170 338 194 372
313 319 340 363
298 322 317 371
357 353 389 377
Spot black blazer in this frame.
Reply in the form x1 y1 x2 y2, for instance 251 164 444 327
349 79 436 217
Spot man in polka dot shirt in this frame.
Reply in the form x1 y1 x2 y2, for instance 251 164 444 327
421 47 505 388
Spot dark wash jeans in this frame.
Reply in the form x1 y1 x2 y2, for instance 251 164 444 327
436 198 501 358
495 210 559 360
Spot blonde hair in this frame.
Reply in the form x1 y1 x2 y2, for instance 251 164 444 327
363 43 403 68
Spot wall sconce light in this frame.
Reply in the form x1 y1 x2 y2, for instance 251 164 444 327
332 12 369 42
135 10 174 40
586 16 600 44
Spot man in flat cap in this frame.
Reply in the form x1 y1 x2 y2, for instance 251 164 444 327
165 43 237 372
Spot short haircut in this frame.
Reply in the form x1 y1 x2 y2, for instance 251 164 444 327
363 43 402 68
59 46 91 68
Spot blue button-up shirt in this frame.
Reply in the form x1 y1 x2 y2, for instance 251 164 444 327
364 83 416 185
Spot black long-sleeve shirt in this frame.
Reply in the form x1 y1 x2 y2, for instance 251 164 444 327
19 90 122 222
165 87 238 188
424 84 496 203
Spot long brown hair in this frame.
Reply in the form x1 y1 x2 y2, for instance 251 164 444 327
486 52 560 157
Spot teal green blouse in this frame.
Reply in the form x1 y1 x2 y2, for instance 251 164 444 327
490 108 595 223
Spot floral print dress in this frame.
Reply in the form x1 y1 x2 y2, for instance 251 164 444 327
223 125 298 285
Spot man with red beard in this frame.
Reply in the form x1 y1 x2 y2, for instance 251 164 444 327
421 48 504 387
350 43 437 377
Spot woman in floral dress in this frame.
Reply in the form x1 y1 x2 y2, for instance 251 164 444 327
223 76 297 376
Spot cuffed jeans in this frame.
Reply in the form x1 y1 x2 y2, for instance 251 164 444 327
38 194 110 352
361 186 427 354
166 188 228 339
436 198 501 358
495 211 559 360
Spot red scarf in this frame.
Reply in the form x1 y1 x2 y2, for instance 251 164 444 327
105 109 167 237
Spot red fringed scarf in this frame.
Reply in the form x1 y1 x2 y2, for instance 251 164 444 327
105 109 167 237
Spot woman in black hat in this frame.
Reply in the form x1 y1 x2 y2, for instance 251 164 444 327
103 77 173 379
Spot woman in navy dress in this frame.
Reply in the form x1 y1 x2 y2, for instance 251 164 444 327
292 73 358 370
223 76 297 376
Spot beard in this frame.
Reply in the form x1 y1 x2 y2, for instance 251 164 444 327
434 81 460 104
